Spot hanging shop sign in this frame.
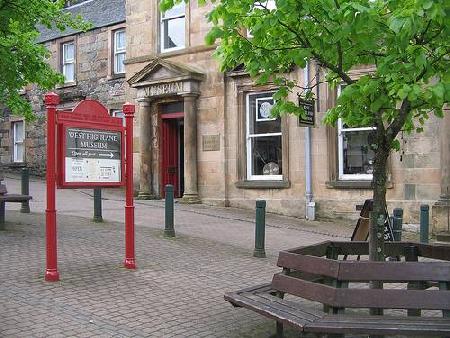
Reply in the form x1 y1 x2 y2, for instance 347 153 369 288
298 98 315 127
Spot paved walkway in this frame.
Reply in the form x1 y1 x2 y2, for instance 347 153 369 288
1 174 352 337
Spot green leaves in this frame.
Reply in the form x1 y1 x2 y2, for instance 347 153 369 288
423 0 433 10
205 27 223 45
0 0 90 119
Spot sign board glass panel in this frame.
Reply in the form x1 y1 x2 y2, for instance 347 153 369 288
64 127 122 184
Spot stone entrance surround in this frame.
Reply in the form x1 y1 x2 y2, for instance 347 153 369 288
128 58 205 203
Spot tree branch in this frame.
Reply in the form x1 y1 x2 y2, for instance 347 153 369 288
235 29 301 52
387 99 411 143
337 42 343 73
294 79 328 91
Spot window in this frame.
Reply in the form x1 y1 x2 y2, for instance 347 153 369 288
246 92 282 180
62 42 75 83
160 2 185 52
113 29 126 74
337 86 375 180
12 121 25 163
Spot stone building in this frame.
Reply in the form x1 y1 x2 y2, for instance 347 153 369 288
124 1 449 231
0 0 126 176
1 0 448 231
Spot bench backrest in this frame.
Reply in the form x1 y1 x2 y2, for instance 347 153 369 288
273 241 450 311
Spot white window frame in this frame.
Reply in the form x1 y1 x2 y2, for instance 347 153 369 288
12 120 25 163
111 109 125 126
62 42 75 83
337 86 375 180
246 91 282 181
113 29 126 74
160 2 186 53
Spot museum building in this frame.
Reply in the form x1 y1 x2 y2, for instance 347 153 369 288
123 0 449 230
0 0 448 230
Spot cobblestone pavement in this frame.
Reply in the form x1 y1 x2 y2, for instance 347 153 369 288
1 174 352 337
2 174 353 258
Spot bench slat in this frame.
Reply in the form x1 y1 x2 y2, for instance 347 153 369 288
284 241 331 256
420 244 450 261
306 314 450 336
278 251 450 281
286 241 450 258
225 285 323 321
0 194 32 202
255 293 322 322
224 286 322 330
339 260 450 281
272 273 450 310
277 251 339 278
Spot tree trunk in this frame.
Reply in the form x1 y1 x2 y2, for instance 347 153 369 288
368 131 391 324
370 134 390 262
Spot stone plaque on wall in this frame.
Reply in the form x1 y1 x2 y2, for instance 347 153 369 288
202 135 220 152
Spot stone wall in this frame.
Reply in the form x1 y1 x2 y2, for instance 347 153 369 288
0 90 47 176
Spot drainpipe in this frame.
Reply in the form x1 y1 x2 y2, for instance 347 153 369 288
223 73 230 207
304 62 316 220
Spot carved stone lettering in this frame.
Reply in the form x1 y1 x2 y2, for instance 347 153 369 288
144 81 183 97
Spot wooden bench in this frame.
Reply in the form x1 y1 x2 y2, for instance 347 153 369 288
225 241 450 337
0 182 32 229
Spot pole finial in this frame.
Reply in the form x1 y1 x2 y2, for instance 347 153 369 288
44 92 60 106
123 102 135 117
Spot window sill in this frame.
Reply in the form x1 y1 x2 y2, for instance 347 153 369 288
57 82 77 89
5 162 27 168
235 180 290 189
326 180 373 189
158 45 216 58
109 73 126 80
159 47 186 56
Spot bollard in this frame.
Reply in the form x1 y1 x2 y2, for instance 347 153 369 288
253 200 266 258
392 208 403 241
164 184 175 237
93 188 103 222
420 204 429 244
20 168 30 213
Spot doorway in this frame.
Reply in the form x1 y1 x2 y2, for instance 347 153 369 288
160 102 184 198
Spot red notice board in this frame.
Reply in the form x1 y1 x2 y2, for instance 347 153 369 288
56 100 125 188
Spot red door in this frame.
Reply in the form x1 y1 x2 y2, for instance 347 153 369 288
161 118 181 197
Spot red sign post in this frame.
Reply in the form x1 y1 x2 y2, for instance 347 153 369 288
44 93 59 282
123 103 136 269
44 92 136 281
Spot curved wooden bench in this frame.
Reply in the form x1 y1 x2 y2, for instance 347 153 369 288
225 241 450 337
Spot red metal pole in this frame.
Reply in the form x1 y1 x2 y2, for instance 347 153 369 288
44 92 60 282
123 102 136 269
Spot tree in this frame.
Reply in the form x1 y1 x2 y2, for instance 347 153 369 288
0 0 89 120
162 0 449 259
